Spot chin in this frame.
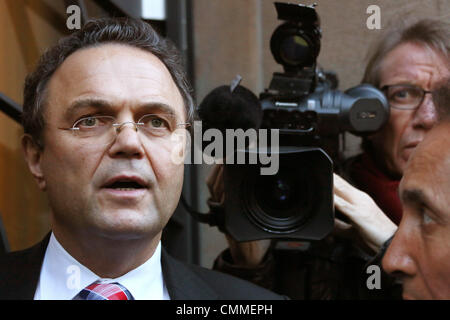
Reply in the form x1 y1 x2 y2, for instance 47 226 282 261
96 225 160 241
384 162 404 180
394 164 405 178
93 215 163 241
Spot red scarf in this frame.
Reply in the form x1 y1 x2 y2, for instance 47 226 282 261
348 152 402 225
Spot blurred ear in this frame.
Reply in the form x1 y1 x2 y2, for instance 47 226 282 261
21 134 46 191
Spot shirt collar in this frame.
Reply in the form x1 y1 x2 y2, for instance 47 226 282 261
35 232 169 300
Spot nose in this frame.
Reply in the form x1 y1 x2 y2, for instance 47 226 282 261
108 122 145 159
382 220 417 281
411 93 438 131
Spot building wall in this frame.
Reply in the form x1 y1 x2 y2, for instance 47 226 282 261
0 0 109 251
0 0 70 251
191 0 450 267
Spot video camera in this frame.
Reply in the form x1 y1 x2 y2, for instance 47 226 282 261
191 2 389 242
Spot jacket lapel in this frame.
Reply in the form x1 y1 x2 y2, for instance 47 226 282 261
0 232 50 299
161 248 219 300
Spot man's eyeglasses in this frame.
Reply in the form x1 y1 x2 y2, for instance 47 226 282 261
58 114 190 147
380 84 433 110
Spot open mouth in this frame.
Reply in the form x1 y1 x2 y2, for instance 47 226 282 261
106 181 146 190
102 176 149 191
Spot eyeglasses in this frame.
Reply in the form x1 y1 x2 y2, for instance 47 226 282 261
58 114 190 147
380 84 433 110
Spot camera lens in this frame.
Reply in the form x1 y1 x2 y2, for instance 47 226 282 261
256 173 298 217
279 35 311 67
245 166 313 233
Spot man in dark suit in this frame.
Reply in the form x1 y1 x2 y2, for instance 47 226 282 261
0 17 283 300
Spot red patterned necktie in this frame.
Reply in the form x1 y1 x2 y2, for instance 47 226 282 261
73 281 134 300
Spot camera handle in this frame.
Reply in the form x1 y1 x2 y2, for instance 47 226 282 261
180 193 226 232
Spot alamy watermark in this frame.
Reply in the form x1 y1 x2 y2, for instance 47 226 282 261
66 4 382 31
66 5 81 30
366 5 381 30
170 121 280 176
366 264 381 290
66 265 81 290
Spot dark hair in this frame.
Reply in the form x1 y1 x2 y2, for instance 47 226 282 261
22 17 194 147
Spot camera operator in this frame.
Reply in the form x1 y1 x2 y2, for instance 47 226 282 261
208 18 450 299
343 18 450 226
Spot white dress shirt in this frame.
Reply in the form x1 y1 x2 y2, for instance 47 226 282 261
34 233 170 300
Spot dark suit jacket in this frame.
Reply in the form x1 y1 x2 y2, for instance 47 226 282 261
0 233 283 300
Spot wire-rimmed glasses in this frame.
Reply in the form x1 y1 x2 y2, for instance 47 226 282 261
381 84 433 110
58 113 190 147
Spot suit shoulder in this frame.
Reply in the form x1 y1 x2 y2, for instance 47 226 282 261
0 236 48 299
0 235 48 269
174 259 285 300
0 245 38 275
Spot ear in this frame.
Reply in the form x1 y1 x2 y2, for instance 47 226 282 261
21 134 46 191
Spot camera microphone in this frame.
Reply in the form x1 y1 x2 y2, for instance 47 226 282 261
197 82 263 134
183 79 264 229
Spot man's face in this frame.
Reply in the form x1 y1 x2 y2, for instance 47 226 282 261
382 123 450 299
29 44 186 241
369 42 449 178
